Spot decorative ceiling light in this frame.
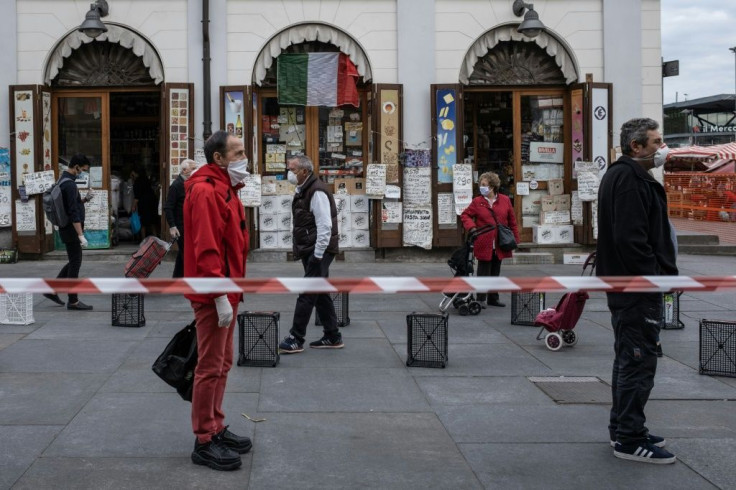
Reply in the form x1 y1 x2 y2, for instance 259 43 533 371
512 0 545 38
78 0 109 39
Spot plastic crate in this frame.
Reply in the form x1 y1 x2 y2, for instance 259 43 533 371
511 292 545 326
112 294 145 327
315 292 350 327
699 319 736 377
406 312 448 368
662 292 684 329
0 293 34 325
238 311 280 367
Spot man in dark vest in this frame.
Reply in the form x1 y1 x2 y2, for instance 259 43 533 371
279 155 343 353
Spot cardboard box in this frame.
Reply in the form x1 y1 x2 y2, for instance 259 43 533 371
338 232 352 249
522 192 545 215
351 212 369 230
278 231 293 249
334 177 366 195
277 213 292 231
259 213 277 232
259 196 277 214
522 215 540 228
261 178 278 196
553 194 571 210
351 229 370 247
541 195 556 212
260 231 278 249
350 195 369 213
334 196 350 214
563 253 588 265
548 179 564 195
532 224 574 244
277 195 293 213
539 210 571 225
338 214 352 233
276 180 296 195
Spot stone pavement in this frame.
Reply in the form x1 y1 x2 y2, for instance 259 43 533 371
1 254 736 489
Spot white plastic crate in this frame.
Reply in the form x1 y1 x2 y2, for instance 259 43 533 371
0 293 35 325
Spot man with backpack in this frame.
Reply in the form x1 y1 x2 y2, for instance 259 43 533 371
43 154 94 310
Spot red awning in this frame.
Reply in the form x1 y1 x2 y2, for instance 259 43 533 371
666 142 736 163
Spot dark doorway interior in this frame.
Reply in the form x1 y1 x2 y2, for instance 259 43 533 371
109 92 161 243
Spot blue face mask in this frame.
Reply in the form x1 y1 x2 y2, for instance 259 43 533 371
479 186 490 196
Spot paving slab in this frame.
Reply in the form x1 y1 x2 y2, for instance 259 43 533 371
645 400 736 439
458 442 717 490
0 426 62 489
249 412 482 490
671 438 736 490
0 333 24 350
0 339 137 374
415 375 554 406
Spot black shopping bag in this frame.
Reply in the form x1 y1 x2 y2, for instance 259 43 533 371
152 320 197 401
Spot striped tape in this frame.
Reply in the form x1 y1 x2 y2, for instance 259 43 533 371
0 276 735 295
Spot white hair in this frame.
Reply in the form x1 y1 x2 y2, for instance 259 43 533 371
180 159 196 172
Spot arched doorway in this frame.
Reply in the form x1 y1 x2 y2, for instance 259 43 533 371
45 24 166 247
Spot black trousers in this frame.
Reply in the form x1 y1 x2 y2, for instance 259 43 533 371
476 251 502 303
608 293 661 445
58 237 83 304
290 252 339 343
173 236 184 278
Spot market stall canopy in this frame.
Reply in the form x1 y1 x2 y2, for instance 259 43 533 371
665 158 735 173
666 142 736 163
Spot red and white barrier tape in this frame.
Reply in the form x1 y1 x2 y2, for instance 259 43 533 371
0 276 735 295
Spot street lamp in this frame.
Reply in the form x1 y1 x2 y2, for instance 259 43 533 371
512 0 546 38
78 0 109 39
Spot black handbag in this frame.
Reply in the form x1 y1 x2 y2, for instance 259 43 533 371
489 207 517 252
152 320 197 401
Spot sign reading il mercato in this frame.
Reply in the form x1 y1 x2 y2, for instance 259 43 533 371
696 125 736 133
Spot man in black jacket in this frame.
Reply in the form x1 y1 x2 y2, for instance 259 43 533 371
597 118 678 464
43 154 94 310
163 159 195 277
278 155 343 353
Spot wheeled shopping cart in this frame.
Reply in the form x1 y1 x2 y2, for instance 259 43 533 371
438 224 495 316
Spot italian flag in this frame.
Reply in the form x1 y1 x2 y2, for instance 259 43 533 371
277 53 359 107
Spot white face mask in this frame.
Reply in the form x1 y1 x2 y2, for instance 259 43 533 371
653 146 669 168
479 186 490 197
287 170 299 186
227 158 249 186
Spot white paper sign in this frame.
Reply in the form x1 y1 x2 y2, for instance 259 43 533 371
385 185 401 199
382 201 402 223
573 160 599 180
365 164 387 198
516 182 530 196
403 206 432 249
571 191 583 225
14 199 36 232
577 172 599 201
592 200 599 239
22 170 55 195
84 190 109 230
437 193 455 225
240 174 262 207
403 167 431 206
529 142 564 163
452 164 473 215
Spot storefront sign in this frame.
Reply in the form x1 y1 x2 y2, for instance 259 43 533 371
571 191 583 225
0 148 10 228
403 167 431 206
403 206 432 249
697 125 736 133
380 89 400 183
592 87 609 176
516 182 530 196
14 199 35 232
84 190 109 230
365 164 387 198
574 160 598 180
529 142 564 164
385 185 401 199
436 89 457 183
577 172 599 201
382 201 402 223
452 163 473 215
224 90 245 141
240 174 262 207
22 170 55 195
14 90 34 189
437 193 455 225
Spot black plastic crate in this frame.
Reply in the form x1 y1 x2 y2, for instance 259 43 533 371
699 319 736 377
662 291 684 329
315 292 350 327
511 292 545 326
406 312 448 368
237 311 280 367
112 294 145 327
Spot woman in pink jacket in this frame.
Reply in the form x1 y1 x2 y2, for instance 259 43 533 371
460 172 520 307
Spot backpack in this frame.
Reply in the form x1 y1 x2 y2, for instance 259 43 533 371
43 176 73 227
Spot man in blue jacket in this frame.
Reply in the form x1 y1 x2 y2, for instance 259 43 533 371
43 154 94 310
597 118 678 464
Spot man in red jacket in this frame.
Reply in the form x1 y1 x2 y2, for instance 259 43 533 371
184 130 250 471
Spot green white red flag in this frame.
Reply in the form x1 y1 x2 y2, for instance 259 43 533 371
277 52 359 107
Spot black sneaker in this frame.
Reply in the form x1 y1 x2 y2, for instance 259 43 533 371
610 433 665 448
279 335 304 354
191 438 242 471
309 335 344 349
613 441 676 464
43 293 65 306
67 301 93 311
214 426 252 454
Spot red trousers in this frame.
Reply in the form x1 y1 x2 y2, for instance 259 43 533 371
190 300 238 443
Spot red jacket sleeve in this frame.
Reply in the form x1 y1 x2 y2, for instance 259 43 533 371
460 199 479 231
187 184 225 280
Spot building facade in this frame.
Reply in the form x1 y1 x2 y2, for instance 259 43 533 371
0 0 663 256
